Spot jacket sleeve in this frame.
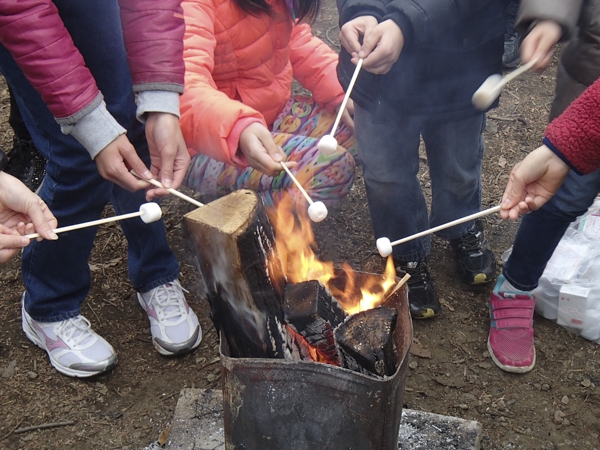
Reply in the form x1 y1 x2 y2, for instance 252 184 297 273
289 24 345 112
0 1 100 121
516 0 583 41
179 0 265 167
544 77 600 175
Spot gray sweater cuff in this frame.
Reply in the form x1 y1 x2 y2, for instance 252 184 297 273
136 90 181 123
59 100 126 160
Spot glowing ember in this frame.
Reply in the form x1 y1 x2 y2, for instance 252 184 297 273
267 195 397 314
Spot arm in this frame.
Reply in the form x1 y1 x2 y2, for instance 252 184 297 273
289 24 345 112
501 77 600 219
118 0 189 192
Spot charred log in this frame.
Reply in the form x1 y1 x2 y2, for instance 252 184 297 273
183 190 287 359
284 280 347 366
335 306 398 377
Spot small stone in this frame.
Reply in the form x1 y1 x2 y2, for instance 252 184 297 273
582 379 592 388
482 351 489 359
478 362 492 369
541 383 550 391
534 383 542 390
408 361 418 370
553 410 565 425
486 122 498 134
26 371 37 380
459 404 469 410
563 418 570 426
561 396 569 405
506 399 516 406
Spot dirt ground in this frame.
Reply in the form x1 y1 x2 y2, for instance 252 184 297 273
1 3 600 450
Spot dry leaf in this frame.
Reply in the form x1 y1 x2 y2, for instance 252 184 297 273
410 337 432 359
440 298 455 312
498 156 507 168
158 424 171 446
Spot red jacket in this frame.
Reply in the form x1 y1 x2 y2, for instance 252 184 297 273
180 0 346 167
0 0 184 121
544 76 600 175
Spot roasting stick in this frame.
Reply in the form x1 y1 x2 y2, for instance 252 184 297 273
24 203 163 240
317 58 364 154
376 205 502 257
472 58 538 110
130 171 204 208
385 273 411 301
280 163 328 222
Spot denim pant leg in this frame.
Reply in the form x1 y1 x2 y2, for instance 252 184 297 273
354 105 429 262
503 169 600 291
422 114 486 239
0 0 178 321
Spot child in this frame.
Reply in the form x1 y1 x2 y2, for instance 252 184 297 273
336 1 508 318
488 0 599 374
0 0 201 377
180 0 357 207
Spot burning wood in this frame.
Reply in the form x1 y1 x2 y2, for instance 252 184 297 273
335 306 398 377
284 280 347 366
185 190 405 377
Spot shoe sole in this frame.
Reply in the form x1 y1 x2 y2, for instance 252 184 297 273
22 309 117 378
486 336 535 374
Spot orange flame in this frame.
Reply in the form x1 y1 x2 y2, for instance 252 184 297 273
267 195 397 314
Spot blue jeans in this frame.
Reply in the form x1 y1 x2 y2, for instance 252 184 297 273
503 169 600 291
0 0 179 322
354 105 486 262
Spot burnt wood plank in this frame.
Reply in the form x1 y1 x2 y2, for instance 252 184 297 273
335 306 398 377
183 190 287 359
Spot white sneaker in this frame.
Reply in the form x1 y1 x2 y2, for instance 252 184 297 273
137 280 202 356
21 297 117 377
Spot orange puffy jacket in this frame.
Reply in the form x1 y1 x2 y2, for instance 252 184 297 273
180 0 345 167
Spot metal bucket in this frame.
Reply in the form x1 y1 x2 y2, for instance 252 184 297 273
220 273 412 450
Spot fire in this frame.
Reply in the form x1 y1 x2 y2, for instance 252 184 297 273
266 195 397 314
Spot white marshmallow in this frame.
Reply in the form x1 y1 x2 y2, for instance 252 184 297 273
376 237 393 258
308 201 328 222
139 202 163 223
317 134 338 154
472 74 503 111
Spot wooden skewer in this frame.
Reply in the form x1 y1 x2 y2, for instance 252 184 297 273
390 205 501 247
130 171 204 208
280 163 314 205
496 58 537 90
24 211 145 240
329 58 363 136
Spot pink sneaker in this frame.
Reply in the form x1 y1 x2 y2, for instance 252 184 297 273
487 275 536 373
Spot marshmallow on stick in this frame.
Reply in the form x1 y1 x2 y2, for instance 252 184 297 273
24 202 162 240
472 59 538 110
280 163 328 222
317 58 363 154
376 205 501 257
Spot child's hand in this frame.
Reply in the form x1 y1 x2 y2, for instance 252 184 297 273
357 20 404 74
340 16 378 56
239 123 297 177
501 145 569 220
521 20 562 72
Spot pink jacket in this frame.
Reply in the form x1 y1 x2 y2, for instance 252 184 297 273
0 0 184 156
544 76 600 175
180 0 346 167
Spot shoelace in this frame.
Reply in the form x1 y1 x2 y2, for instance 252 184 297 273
398 262 429 287
55 316 94 347
455 230 484 254
146 281 190 322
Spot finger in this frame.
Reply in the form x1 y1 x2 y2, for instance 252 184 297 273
25 199 58 241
